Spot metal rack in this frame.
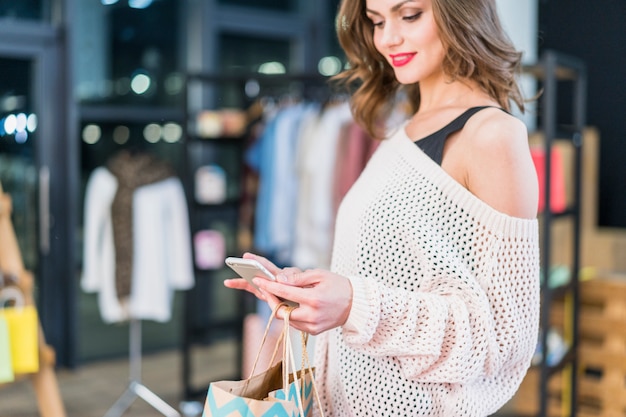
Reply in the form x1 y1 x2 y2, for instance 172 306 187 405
524 49 587 417
180 73 250 401
103 320 181 417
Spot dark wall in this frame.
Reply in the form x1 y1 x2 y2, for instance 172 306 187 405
538 0 626 228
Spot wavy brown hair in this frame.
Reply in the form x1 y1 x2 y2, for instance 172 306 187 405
333 0 526 139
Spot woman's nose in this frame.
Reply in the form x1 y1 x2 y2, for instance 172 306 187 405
380 23 402 47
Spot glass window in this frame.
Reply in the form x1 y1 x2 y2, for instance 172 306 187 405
0 57 38 271
219 33 291 74
328 0 344 59
216 33 291 108
75 0 182 106
80 121 184 173
217 0 296 12
0 0 46 21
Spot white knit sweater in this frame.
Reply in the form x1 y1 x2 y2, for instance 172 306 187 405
315 124 540 416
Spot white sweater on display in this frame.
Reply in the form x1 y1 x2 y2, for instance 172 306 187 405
81 167 194 323
315 124 540 416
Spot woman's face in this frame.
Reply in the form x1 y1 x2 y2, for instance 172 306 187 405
365 0 446 86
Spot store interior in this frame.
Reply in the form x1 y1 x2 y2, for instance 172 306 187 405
0 0 625 416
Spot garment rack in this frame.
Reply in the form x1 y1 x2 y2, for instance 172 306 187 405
103 319 181 417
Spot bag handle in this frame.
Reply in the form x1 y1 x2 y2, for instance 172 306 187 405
298 330 324 417
0 286 24 309
283 308 325 417
281 305 306 417
241 302 291 399
246 302 289 380
244 302 325 416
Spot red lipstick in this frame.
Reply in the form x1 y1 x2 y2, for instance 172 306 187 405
390 53 416 67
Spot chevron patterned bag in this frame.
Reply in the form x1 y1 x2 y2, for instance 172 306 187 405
203 303 322 417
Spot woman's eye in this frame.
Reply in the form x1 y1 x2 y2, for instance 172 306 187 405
403 12 422 22
371 20 384 28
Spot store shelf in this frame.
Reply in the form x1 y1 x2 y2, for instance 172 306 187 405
528 49 587 417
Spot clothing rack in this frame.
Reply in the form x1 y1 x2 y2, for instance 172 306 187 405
103 319 181 417
180 72 337 401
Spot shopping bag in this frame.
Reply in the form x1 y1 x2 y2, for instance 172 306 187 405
0 314 14 383
203 303 322 417
0 286 39 374
268 366 317 417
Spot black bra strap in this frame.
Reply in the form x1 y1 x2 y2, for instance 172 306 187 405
415 106 501 165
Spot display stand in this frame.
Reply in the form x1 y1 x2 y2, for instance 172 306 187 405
0 181 67 417
103 319 181 417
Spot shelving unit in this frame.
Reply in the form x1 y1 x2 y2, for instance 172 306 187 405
180 72 333 401
523 50 587 417
180 73 253 401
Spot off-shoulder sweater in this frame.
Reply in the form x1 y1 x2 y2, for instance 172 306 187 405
314 123 540 416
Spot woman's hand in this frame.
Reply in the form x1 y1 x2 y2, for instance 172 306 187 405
254 268 353 335
223 252 291 302
223 253 354 335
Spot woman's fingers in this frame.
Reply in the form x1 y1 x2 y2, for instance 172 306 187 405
225 255 353 335
275 267 304 285
253 269 353 335
223 277 266 301
242 252 281 275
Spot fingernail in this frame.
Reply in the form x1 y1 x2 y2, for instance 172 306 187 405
277 273 288 282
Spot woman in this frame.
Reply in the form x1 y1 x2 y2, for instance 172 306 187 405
225 0 540 415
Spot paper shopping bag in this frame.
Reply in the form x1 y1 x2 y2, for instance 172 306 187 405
205 361 316 417
0 315 14 383
269 368 316 417
0 287 39 374
203 303 321 417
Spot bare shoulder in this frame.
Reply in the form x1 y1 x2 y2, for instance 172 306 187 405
467 107 527 148
461 108 539 219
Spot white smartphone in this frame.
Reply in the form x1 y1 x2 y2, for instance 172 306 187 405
225 257 298 306
225 257 276 291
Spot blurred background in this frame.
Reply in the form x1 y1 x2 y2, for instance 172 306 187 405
0 0 625 416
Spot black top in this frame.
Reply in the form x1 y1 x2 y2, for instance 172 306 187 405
414 106 499 165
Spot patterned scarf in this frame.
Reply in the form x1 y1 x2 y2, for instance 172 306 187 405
107 150 175 303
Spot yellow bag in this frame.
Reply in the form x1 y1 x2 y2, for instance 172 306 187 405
0 286 39 374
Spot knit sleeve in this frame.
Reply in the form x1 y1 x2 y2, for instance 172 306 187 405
343 229 540 384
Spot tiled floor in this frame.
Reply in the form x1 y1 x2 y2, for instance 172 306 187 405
0 340 237 417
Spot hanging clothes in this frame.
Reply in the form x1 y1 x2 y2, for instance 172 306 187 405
243 94 385 272
292 101 353 270
331 121 379 223
244 99 381 270
246 102 318 266
81 151 194 323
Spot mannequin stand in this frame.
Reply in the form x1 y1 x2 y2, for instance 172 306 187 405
103 319 181 417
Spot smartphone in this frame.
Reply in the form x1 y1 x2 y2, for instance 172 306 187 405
225 257 276 291
225 257 298 306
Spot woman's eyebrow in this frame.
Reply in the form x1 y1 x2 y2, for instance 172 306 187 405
366 0 417 16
